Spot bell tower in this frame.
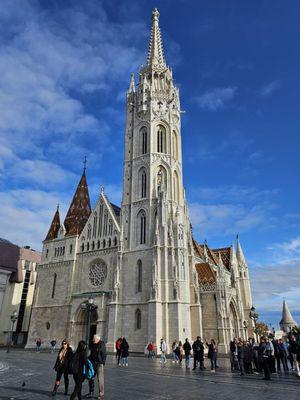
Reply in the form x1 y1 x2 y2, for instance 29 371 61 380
112 8 193 351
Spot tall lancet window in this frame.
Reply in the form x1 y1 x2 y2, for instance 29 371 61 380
138 210 146 244
137 260 142 292
157 125 166 153
141 127 147 154
140 169 147 198
173 171 179 203
173 131 178 159
135 309 141 330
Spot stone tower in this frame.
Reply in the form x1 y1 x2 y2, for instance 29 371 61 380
279 299 297 333
108 9 193 351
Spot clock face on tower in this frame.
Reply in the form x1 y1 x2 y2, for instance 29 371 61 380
88 260 107 287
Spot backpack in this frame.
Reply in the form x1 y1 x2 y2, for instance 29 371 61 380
67 352 79 374
83 359 95 380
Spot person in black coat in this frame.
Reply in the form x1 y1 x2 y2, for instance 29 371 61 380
87 335 107 399
121 337 130 366
51 339 73 396
70 340 89 400
192 337 205 370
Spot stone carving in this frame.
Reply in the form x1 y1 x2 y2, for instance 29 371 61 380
89 260 107 287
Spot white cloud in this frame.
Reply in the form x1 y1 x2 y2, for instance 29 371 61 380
195 87 237 111
268 236 300 256
261 80 280 97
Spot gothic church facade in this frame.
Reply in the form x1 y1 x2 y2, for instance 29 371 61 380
27 9 254 353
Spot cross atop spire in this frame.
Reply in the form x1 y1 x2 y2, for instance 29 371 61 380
83 156 87 175
147 8 166 69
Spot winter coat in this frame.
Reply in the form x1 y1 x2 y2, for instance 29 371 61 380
160 341 167 353
183 342 192 356
89 341 107 366
54 346 73 372
207 343 217 359
192 340 204 356
237 346 244 360
121 341 129 358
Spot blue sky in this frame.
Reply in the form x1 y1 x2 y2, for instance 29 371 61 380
0 0 299 327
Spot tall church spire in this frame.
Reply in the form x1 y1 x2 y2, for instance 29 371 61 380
236 235 247 267
45 205 61 241
147 8 166 69
64 167 91 236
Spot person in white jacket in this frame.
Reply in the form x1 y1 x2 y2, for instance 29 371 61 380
160 338 167 364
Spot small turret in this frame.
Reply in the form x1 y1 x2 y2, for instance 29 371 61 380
236 235 247 267
45 205 61 241
279 299 297 333
128 73 135 93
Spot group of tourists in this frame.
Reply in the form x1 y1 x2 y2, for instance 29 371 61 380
230 332 300 380
115 337 130 366
51 335 106 399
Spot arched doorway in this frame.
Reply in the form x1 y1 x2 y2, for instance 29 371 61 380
229 302 239 339
72 304 98 349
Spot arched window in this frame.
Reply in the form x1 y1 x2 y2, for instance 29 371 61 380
139 168 147 198
108 238 111 247
135 309 141 330
81 243 84 252
140 127 147 154
103 212 108 236
87 224 91 240
87 242 90 251
97 240 100 249
173 171 179 203
93 212 97 237
108 220 113 235
114 236 117 246
137 260 142 292
173 131 178 159
157 125 166 153
92 241 95 250
103 239 106 248
138 211 146 244
98 204 103 237
51 273 57 299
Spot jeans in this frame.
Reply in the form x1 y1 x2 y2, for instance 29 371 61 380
89 364 104 397
122 356 128 366
238 358 245 375
185 354 191 369
210 353 217 370
160 352 167 363
172 351 178 362
70 374 84 400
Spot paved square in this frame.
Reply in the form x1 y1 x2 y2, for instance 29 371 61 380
0 350 299 400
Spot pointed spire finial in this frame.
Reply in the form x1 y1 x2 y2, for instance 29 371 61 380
129 73 135 93
56 203 59 212
147 8 166 68
83 156 87 174
100 186 104 194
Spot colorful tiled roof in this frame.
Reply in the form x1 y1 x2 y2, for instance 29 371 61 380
64 172 91 236
212 247 231 270
195 262 216 284
45 207 60 241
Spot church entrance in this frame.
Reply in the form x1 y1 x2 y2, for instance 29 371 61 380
229 302 239 339
72 304 98 348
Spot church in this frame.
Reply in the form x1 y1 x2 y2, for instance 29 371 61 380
27 9 254 353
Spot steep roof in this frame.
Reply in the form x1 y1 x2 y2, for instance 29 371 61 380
45 206 61 241
236 236 247 266
195 263 216 284
64 172 91 236
212 247 231 270
279 300 297 326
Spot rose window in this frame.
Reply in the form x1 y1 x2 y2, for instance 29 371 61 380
89 260 107 287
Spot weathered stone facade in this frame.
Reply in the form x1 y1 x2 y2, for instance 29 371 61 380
27 9 254 353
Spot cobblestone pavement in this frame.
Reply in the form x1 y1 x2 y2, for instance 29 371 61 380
0 350 299 400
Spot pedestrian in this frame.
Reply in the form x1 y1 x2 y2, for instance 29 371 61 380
171 340 178 363
192 336 205 371
175 341 183 366
160 338 167 364
206 339 218 372
115 337 122 366
258 337 271 380
183 338 192 369
36 338 42 353
229 338 238 372
69 340 89 400
147 341 155 358
87 334 106 400
121 337 129 367
244 341 253 374
237 340 245 376
289 335 300 377
50 339 57 354
277 338 289 372
51 339 73 396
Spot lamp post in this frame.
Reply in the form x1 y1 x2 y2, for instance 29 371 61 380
7 310 18 353
81 296 97 348
249 306 259 342
243 320 248 340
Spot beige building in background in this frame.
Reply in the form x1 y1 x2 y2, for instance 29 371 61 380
27 9 254 353
0 238 41 346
